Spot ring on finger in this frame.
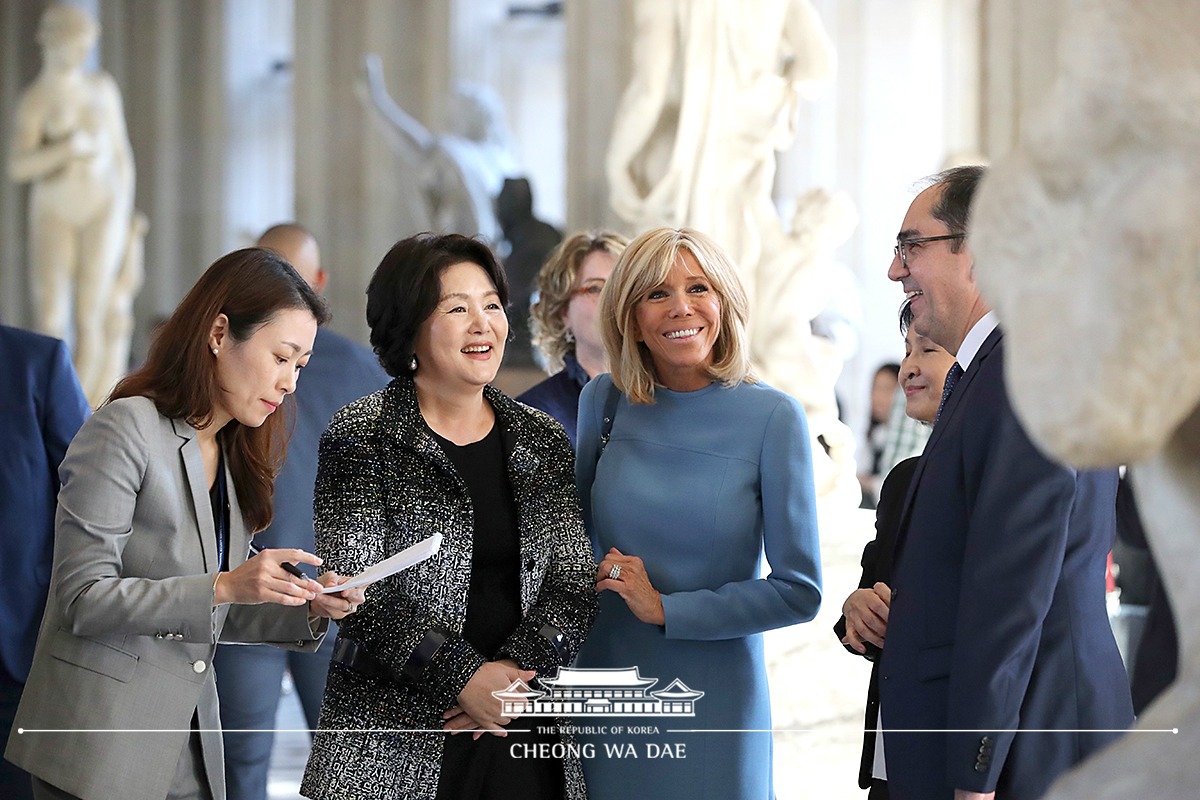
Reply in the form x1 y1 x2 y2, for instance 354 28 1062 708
608 564 622 581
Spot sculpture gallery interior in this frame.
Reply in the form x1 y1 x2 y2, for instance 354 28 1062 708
1 1 1197 799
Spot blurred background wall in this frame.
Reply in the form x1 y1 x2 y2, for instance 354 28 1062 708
0 0 1068 463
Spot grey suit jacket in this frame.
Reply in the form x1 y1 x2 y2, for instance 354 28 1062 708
5 396 326 800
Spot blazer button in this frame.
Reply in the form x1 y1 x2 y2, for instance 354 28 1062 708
975 760 988 772
192 660 207 674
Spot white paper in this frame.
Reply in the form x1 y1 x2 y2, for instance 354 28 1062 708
320 533 442 593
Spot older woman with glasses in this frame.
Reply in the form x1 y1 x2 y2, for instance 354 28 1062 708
573 227 822 800
518 231 627 445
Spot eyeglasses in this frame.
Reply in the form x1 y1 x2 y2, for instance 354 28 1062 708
571 282 605 301
893 234 966 268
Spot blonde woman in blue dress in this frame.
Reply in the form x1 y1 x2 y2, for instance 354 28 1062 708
574 227 822 799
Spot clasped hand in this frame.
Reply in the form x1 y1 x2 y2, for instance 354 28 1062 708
841 582 891 653
213 547 365 619
596 547 664 626
443 659 536 740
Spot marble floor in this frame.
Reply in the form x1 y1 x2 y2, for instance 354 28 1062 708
265 507 878 800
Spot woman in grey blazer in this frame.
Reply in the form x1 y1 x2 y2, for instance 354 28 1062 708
5 248 365 800
301 234 598 800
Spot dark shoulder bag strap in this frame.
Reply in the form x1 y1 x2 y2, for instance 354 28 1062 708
598 381 621 455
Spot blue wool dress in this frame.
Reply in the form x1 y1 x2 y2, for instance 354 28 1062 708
573 375 822 800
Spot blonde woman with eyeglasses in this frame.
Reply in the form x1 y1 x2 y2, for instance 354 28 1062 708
518 232 627 445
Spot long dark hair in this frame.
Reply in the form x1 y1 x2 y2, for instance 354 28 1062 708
110 248 330 532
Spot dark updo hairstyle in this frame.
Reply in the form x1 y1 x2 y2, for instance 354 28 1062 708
110 247 329 532
366 233 509 378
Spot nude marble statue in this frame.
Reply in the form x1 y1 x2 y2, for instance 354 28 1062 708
8 3 145 405
359 53 520 244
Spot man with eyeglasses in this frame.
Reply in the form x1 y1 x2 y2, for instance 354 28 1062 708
870 165 1132 800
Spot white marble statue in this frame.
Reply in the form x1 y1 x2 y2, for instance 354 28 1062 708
970 0 1200 796
7 3 145 406
752 188 862 507
359 53 520 243
607 0 833 276
607 0 861 509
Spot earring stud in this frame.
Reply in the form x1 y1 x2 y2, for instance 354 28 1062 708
212 348 218 356
409 354 418 371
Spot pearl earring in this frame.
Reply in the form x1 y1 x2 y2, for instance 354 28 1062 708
212 348 218 356
409 354 418 371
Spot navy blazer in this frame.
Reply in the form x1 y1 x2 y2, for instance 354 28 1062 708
878 328 1132 800
515 351 590 447
0 326 89 683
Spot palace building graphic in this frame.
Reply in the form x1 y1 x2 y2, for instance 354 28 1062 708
493 666 705 717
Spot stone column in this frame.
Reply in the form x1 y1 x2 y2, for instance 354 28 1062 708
0 0 44 329
295 0 449 343
979 0 1067 158
102 0 227 360
564 0 634 234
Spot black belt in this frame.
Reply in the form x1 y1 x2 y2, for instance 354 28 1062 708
331 637 391 681
331 628 450 685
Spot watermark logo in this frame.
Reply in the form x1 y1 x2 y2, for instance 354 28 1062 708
492 666 704 717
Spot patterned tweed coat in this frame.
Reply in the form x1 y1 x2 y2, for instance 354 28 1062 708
301 377 598 800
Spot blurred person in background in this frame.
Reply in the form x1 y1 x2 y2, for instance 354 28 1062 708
519 231 628 444
858 362 900 508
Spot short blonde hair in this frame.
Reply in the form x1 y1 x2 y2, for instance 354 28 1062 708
601 228 756 404
529 231 628 373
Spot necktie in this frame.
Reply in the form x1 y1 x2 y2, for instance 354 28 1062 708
934 362 964 427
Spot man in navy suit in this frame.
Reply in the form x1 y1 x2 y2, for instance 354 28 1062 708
0 325 90 800
877 166 1133 800
213 224 390 800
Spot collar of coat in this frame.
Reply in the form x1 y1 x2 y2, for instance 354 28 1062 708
378 375 543 479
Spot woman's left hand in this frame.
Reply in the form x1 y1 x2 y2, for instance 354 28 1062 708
308 573 366 620
443 705 487 739
596 548 664 626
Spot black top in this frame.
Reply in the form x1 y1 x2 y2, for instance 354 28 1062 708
430 420 522 657
208 454 229 572
430 419 564 800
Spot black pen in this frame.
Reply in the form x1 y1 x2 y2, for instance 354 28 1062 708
248 542 307 579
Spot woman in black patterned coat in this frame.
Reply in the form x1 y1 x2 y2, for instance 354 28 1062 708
301 234 598 800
